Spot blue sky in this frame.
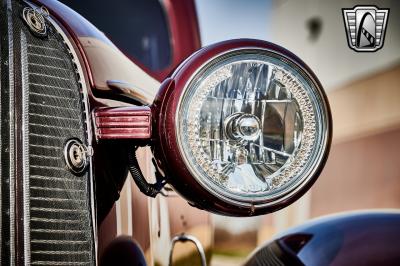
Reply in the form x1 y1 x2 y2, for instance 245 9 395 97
195 0 271 45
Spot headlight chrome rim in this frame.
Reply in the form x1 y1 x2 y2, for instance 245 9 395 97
174 46 330 208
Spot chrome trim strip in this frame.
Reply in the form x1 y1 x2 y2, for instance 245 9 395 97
169 234 207 266
7 0 15 264
20 31 31 266
0 6 2 262
0 5 2 262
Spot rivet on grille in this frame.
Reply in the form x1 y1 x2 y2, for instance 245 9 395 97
64 138 90 175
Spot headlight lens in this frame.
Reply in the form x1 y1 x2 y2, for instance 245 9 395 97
177 50 327 205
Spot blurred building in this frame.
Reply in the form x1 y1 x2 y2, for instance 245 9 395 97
259 0 400 240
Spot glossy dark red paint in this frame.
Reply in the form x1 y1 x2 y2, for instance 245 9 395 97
157 0 202 80
34 0 201 83
152 39 332 216
94 106 152 140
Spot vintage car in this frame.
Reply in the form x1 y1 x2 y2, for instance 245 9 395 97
1 0 399 266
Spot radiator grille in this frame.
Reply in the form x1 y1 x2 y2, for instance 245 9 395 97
21 13 94 265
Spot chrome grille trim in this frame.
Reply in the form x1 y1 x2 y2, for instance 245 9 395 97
30 187 85 193
20 3 96 264
29 114 81 123
31 261 89 266
7 0 15 264
28 63 70 71
0 17 2 264
30 197 86 202
21 30 31 266
31 229 89 234
29 82 75 91
30 175 85 183
29 144 62 149
26 52 66 61
31 207 87 213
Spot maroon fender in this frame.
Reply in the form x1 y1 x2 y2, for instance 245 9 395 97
32 0 201 85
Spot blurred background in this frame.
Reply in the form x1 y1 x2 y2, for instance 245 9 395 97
59 0 400 265
194 0 400 265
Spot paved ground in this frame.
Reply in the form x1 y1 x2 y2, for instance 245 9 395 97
210 255 246 266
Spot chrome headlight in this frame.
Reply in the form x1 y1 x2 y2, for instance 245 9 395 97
155 40 331 216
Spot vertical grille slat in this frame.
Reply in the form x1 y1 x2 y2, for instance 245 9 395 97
19 8 95 265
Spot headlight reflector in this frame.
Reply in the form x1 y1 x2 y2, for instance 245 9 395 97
178 51 324 204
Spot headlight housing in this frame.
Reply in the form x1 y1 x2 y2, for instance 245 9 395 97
154 39 331 216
